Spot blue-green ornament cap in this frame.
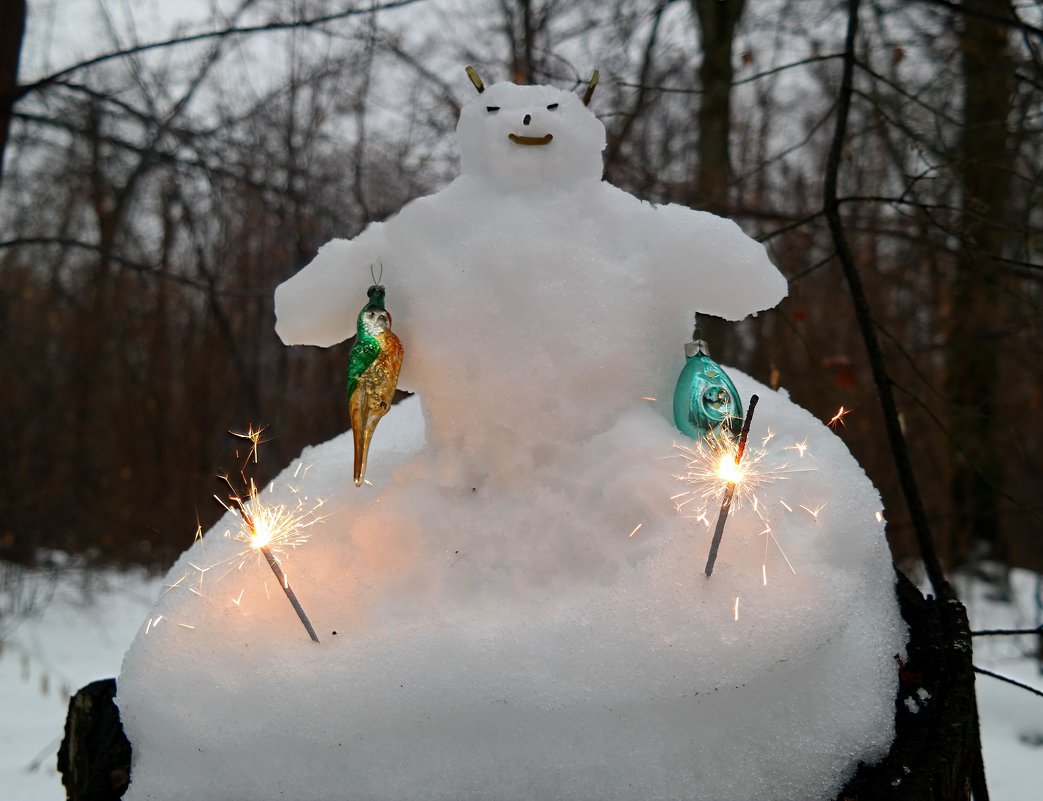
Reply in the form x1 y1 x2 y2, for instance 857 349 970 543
673 339 744 439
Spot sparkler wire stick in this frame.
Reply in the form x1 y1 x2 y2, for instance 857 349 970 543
260 545 320 643
704 394 760 578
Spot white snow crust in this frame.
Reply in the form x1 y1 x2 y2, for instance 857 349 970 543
118 78 903 801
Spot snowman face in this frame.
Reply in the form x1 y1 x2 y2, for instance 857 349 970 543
457 81 606 190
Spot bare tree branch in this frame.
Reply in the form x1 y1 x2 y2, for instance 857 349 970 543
822 0 950 597
973 666 1043 699
7 0 426 105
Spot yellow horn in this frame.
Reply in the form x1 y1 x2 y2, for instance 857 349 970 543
582 69 600 106
465 66 485 94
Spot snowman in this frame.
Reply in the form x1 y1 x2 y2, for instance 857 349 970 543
115 70 905 801
274 69 786 486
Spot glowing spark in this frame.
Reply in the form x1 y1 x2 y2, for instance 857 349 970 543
762 564 767 586
230 424 268 464
641 396 657 402
779 499 793 512
761 428 776 447
734 596 740 622
800 502 827 521
628 523 643 539
178 623 196 630
828 406 852 429
145 617 154 636
232 588 245 607
786 438 810 458
875 511 884 523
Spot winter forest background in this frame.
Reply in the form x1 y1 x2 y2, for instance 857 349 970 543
0 0 1042 796
3 0 1042 575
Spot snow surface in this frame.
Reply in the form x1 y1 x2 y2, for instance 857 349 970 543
5 565 1041 801
115 79 902 800
1 567 159 801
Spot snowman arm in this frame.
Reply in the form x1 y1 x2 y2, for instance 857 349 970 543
649 203 787 322
274 225 388 348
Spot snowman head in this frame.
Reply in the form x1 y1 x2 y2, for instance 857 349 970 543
456 69 606 190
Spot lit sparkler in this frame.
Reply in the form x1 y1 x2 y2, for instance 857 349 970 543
704 395 760 577
217 473 322 643
671 396 819 589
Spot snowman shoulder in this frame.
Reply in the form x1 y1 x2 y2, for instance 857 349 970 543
274 221 390 347
628 195 787 321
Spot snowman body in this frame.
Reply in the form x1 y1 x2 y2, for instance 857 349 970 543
275 80 786 480
113 78 905 801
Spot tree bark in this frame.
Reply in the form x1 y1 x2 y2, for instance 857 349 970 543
0 0 27 185
945 0 1016 565
690 0 745 211
835 571 986 801
57 678 132 801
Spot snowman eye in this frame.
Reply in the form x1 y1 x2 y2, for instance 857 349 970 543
546 103 558 110
486 106 500 113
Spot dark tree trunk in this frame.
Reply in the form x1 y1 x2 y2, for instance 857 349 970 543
57 679 132 801
946 0 1016 565
690 0 745 212
0 0 27 185
835 572 986 800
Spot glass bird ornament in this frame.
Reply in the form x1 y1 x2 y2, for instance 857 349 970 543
347 284 404 487
672 338 743 440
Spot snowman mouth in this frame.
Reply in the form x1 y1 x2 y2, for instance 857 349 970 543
508 133 554 146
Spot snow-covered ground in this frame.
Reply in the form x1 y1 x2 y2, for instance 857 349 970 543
1 561 1039 800
0 565 159 801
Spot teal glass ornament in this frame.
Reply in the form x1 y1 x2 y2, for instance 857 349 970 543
673 338 744 439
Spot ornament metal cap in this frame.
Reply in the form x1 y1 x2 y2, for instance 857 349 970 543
685 339 710 358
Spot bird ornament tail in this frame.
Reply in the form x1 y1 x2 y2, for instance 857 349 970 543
347 281 404 487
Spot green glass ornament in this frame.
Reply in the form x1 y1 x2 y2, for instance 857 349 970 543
347 282 403 487
672 338 743 440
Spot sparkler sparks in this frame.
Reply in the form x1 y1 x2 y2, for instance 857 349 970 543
704 395 760 577
827 406 852 429
161 427 328 643
230 424 268 465
216 471 323 643
670 396 822 593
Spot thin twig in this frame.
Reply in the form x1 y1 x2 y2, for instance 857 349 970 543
821 0 948 598
974 666 1043 699
971 626 1043 637
8 0 426 105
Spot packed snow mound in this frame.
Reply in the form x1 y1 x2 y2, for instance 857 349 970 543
118 376 905 801
119 77 900 801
